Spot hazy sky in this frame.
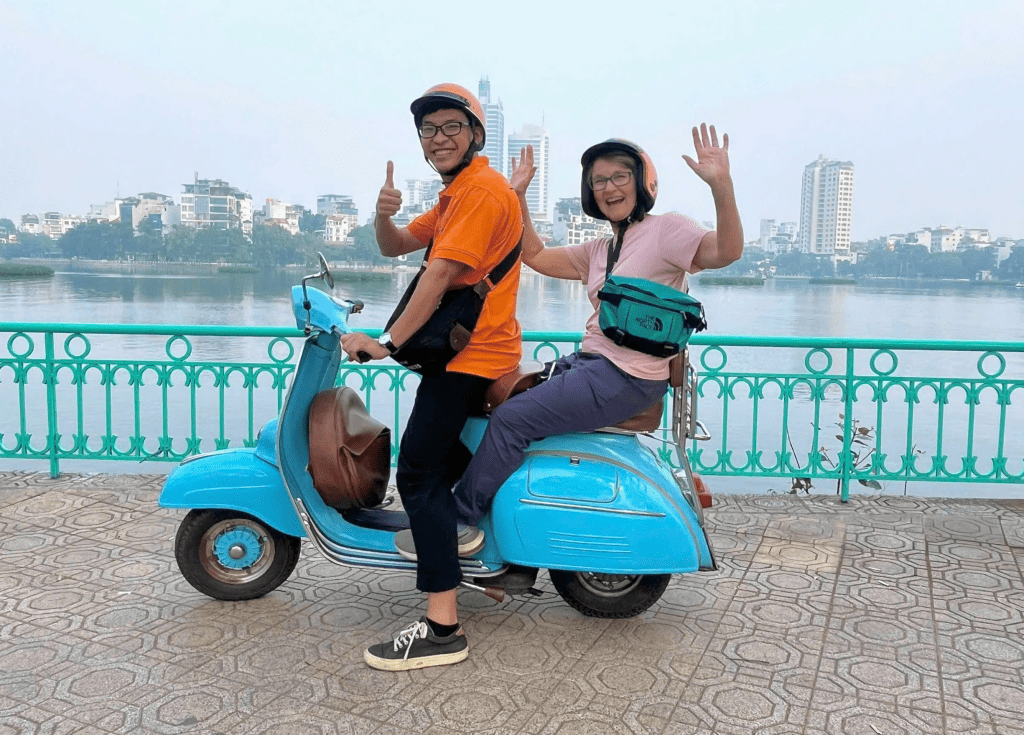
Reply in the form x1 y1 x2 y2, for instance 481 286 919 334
3 1 1022 241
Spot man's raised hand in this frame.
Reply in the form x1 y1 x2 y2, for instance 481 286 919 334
376 161 403 218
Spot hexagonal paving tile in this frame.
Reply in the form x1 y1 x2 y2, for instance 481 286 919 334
4 474 1024 735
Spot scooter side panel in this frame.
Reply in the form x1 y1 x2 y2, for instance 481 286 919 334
159 449 306 538
488 449 707 574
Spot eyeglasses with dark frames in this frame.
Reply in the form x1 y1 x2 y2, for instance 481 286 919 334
590 170 634 191
418 121 469 139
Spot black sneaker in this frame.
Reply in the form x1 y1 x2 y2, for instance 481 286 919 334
394 524 484 561
364 617 469 671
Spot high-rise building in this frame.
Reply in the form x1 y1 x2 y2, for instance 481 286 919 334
404 179 444 209
508 124 550 223
759 219 777 249
797 155 854 258
478 76 505 175
180 176 253 237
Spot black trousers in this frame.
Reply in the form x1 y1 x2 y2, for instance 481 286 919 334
396 368 491 593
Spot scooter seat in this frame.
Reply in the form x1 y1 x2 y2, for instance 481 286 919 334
484 360 546 412
602 396 664 433
485 359 669 434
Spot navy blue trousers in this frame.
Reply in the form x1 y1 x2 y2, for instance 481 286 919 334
397 369 491 593
453 352 667 525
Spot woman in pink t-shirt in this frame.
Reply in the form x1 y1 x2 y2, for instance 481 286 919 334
451 128 744 528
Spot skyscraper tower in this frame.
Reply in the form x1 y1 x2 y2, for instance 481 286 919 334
797 154 854 258
508 123 550 223
478 76 505 175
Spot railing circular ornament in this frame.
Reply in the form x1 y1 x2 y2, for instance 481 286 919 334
977 351 1006 379
268 337 295 364
804 348 833 375
869 348 899 376
165 335 193 362
7 332 34 359
699 345 727 373
63 333 92 360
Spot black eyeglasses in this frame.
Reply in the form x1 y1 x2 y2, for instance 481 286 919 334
418 121 469 139
590 171 633 191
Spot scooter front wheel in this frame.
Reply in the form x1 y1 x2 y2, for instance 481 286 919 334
549 570 671 619
174 509 301 601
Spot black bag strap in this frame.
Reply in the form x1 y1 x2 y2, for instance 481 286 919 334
419 237 523 298
604 227 627 281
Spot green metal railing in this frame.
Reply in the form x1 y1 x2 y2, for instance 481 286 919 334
2 323 1022 500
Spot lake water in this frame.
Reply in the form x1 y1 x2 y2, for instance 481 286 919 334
2 263 1023 497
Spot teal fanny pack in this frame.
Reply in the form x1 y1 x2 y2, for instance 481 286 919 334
595 230 707 358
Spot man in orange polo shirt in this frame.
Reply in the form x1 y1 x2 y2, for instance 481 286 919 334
340 83 523 671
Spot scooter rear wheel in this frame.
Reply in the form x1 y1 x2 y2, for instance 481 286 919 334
175 509 301 601
549 570 671 619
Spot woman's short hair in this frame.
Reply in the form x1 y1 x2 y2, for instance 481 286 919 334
588 153 638 183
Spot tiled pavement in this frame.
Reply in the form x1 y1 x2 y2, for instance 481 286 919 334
2 472 1024 735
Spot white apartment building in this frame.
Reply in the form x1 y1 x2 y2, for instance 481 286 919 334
325 214 358 244
179 176 253 237
87 201 121 223
259 199 303 236
758 218 797 253
908 230 932 250
962 228 990 245
797 155 854 258
129 193 176 231
508 124 550 224
20 214 42 235
317 194 358 217
554 198 612 247
478 76 505 175
907 226 989 253
41 212 85 239
992 237 1024 266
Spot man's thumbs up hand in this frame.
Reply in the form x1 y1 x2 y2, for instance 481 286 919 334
376 160 402 218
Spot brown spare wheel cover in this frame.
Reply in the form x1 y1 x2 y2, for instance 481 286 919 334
307 387 391 510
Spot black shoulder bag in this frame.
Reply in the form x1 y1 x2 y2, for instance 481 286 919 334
384 238 522 374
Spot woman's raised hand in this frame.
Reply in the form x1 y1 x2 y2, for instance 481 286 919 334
682 124 731 188
509 145 537 197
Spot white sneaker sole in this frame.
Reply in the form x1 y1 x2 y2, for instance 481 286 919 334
363 646 469 671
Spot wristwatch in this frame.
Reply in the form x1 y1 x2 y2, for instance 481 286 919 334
377 332 398 355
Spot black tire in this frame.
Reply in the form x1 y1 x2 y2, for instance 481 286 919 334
174 509 301 601
548 570 671 619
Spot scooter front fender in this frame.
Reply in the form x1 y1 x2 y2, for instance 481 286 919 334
159 449 306 538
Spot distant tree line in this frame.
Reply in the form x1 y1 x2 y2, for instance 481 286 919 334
718 242 1024 282
0 217 399 268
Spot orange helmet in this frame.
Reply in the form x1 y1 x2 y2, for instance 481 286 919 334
580 139 658 223
409 83 487 147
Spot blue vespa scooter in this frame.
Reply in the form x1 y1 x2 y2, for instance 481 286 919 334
160 256 716 618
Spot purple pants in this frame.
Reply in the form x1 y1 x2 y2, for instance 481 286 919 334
452 352 667 524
